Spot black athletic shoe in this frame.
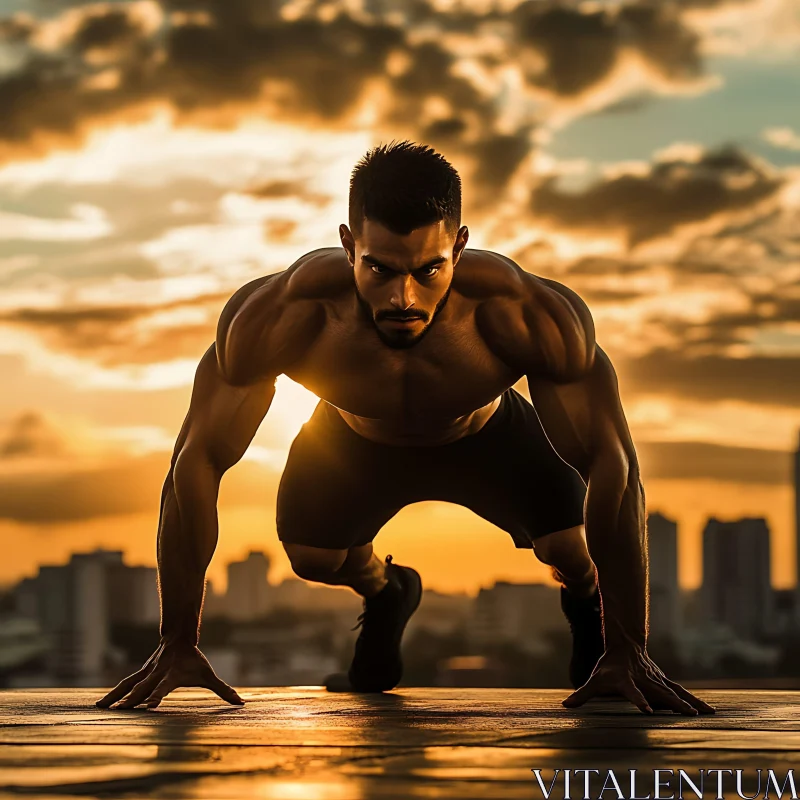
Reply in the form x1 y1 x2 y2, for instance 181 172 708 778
326 555 422 693
560 584 605 689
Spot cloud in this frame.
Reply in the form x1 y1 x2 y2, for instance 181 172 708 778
0 0 735 193
0 203 111 240
763 126 800 151
0 455 163 522
556 245 800 348
0 410 66 458
0 445 283 523
637 439 793 485
617 350 800 408
683 0 800 58
0 2 404 164
0 290 228 366
245 178 330 208
511 2 702 98
530 146 782 247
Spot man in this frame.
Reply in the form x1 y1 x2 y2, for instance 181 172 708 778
97 141 714 715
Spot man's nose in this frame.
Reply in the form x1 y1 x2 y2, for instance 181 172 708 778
390 275 416 310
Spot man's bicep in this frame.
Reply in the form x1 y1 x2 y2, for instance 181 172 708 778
527 347 633 479
176 344 276 475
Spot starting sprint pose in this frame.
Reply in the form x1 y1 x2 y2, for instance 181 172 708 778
97 142 715 716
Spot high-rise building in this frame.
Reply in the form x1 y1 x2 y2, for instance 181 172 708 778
794 430 800 625
701 517 773 641
226 551 272 621
13 550 160 684
646 512 681 642
472 581 563 655
107 564 160 626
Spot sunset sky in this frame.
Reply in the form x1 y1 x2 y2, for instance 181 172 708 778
1 0 799 597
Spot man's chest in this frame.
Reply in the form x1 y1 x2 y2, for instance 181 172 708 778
282 311 522 421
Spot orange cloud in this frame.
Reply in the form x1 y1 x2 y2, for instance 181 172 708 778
0 0 732 193
0 290 228 366
529 147 782 247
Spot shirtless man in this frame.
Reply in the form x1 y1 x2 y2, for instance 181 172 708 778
96 141 714 715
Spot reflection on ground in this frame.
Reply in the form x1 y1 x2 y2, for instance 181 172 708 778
0 688 795 799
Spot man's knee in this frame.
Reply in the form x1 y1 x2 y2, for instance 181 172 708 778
283 542 349 581
532 524 586 565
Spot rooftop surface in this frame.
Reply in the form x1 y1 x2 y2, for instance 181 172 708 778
0 688 797 799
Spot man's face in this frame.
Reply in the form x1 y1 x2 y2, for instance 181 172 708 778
340 218 469 349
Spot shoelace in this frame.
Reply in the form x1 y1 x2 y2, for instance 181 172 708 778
351 554 394 631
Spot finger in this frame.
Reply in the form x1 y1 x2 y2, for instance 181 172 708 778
620 681 654 714
204 674 244 706
96 647 162 708
660 677 716 714
113 671 163 710
562 678 601 708
144 676 177 709
644 680 699 716
96 668 150 708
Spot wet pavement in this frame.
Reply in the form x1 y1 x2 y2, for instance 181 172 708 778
0 688 797 798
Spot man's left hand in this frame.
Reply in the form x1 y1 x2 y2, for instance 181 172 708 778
562 646 716 715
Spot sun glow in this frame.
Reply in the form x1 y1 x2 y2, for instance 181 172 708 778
266 375 321 445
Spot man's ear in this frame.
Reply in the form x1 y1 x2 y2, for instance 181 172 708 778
453 225 469 265
339 224 355 266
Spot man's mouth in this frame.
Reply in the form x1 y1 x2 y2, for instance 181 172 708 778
382 316 424 326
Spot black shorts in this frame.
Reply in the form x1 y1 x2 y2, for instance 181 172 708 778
276 387 587 551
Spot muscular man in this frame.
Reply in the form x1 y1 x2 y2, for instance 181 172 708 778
97 141 714 715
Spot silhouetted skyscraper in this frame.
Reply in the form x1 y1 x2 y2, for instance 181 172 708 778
646 512 681 641
226 551 272 621
12 550 157 684
794 430 800 605
701 517 773 641
472 582 562 654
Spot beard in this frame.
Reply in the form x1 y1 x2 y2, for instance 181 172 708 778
355 282 453 349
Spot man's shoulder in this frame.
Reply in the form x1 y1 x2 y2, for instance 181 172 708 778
283 247 353 299
462 249 584 311
216 249 341 384
455 249 528 300
468 250 595 382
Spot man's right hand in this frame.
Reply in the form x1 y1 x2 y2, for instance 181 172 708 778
95 641 244 709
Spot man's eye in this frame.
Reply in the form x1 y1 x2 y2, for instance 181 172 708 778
370 265 388 275
419 267 440 277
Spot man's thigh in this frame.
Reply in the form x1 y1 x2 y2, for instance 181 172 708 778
419 389 587 548
276 404 411 550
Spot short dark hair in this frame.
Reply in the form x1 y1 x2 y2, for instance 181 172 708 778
348 140 462 238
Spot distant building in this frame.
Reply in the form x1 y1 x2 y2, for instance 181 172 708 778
772 589 798 637
647 512 681 642
12 549 159 684
107 564 160 626
700 517 773 641
226 551 272 621
407 588 472 637
202 570 362 622
471 581 562 655
794 430 800 628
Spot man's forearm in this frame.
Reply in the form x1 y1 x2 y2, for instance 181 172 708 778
584 455 648 652
157 453 222 646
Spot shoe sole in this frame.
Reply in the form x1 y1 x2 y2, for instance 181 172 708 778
347 565 423 693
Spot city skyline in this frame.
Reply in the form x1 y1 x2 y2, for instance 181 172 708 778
4 505 796 689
